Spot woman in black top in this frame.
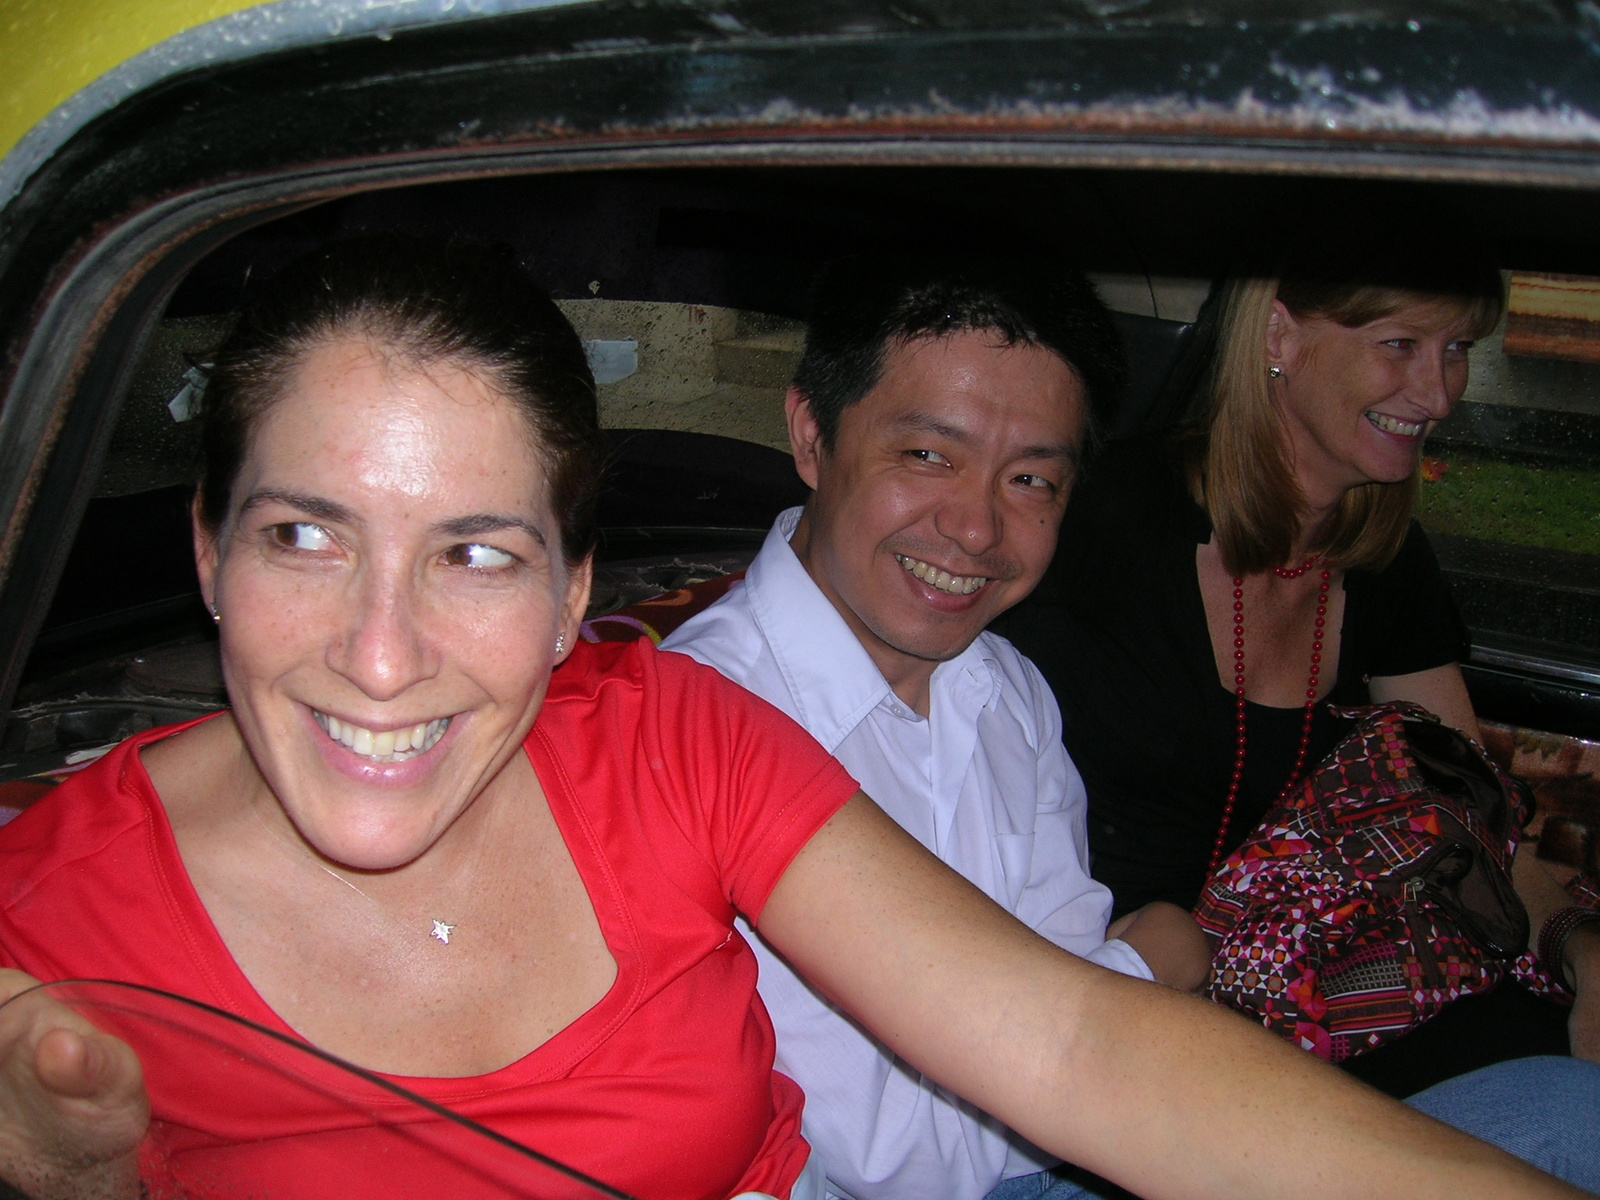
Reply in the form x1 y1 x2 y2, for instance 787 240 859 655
998 212 1599 1090
1009 438 1469 919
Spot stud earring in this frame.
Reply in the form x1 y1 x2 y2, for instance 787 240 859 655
1268 364 1284 379
208 603 220 624
555 633 566 655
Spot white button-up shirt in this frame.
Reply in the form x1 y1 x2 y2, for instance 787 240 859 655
663 508 1151 1200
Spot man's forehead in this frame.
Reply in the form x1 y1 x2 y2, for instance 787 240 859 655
883 327 1079 386
850 330 1088 447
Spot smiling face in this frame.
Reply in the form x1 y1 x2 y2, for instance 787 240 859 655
787 329 1087 709
1268 295 1479 511
196 337 591 871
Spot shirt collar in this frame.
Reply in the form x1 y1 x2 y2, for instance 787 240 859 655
744 507 1001 751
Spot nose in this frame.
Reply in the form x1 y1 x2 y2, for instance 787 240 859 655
932 472 1003 559
326 563 439 702
1412 347 1464 422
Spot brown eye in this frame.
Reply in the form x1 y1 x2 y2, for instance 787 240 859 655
443 543 515 569
271 522 333 551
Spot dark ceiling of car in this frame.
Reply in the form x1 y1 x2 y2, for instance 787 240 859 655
164 167 1600 327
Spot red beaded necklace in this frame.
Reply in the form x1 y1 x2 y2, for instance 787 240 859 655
1207 555 1332 873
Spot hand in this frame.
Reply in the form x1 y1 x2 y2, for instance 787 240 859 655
1564 925 1600 1063
0 970 148 1200
1107 901 1213 992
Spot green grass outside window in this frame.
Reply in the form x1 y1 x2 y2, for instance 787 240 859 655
1416 450 1600 557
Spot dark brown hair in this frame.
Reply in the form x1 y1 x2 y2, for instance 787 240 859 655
198 235 603 568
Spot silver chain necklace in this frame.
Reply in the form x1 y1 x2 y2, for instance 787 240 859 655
246 799 472 945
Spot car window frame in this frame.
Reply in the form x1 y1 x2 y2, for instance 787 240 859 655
8 3 1600 716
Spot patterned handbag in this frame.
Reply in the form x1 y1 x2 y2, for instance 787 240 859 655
1195 702 1584 1062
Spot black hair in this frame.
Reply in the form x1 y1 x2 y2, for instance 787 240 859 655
791 252 1125 452
198 235 602 568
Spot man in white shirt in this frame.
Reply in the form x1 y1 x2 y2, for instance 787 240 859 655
663 253 1208 1200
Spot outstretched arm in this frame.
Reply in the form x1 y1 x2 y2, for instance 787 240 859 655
759 793 1580 1200
0 970 147 1200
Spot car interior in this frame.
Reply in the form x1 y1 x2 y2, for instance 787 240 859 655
4 4 1600 1195
4 164 1600 886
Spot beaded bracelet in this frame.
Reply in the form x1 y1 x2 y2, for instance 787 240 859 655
1538 906 1600 987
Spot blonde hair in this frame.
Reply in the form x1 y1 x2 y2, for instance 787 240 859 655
1188 268 1502 577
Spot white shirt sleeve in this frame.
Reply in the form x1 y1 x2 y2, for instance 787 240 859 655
744 917 1038 1200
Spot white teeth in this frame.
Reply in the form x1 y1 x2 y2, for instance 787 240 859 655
1367 412 1425 438
313 712 450 763
895 554 987 596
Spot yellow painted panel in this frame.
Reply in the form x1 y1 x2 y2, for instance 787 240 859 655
1505 271 1600 365
0 0 268 164
1508 271 1600 322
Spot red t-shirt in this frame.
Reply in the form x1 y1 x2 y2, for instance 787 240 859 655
0 641 858 1200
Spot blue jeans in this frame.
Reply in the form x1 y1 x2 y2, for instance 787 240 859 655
984 1056 1600 1200
982 1167 1101 1200
1407 1056 1600 1194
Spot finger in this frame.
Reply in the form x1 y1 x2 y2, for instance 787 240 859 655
35 1029 144 1107
0 970 43 1009
0 975 103 1056
35 1029 98 1100
0 989 148 1199
24 1031 148 1178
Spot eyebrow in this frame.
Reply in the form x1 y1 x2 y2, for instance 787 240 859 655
238 490 547 546
238 488 356 525
434 512 548 547
892 411 1082 468
893 411 972 444
1028 442 1082 471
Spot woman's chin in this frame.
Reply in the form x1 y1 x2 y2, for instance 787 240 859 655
1371 465 1421 487
1343 450 1424 489
251 706 528 870
1353 431 1430 486
291 806 453 872
276 737 482 869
